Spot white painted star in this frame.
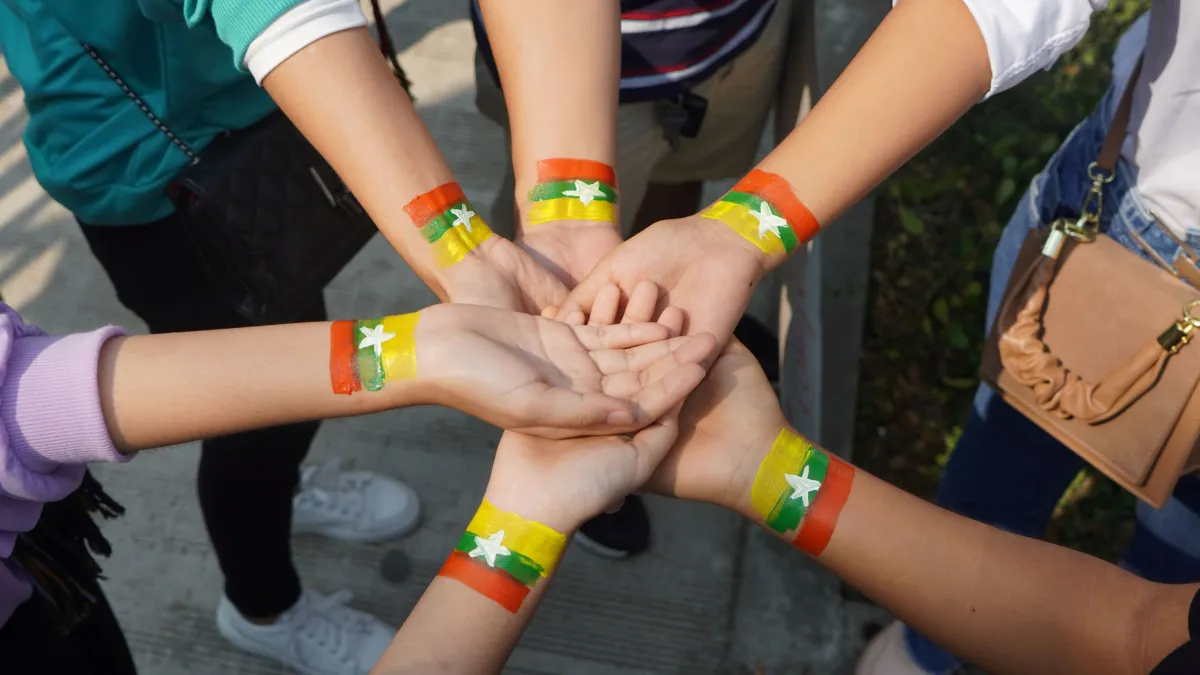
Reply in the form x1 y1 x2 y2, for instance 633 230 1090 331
468 530 511 567
358 324 395 357
748 201 788 240
784 466 822 507
562 180 607 206
450 205 476 233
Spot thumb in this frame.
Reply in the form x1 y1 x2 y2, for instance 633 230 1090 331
629 407 682 484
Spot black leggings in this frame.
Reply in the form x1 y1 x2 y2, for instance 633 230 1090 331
0 585 137 675
79 213 326 618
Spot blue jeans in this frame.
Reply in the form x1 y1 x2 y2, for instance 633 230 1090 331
904 85 1200 673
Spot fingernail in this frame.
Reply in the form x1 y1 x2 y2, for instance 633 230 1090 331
606 410 634 426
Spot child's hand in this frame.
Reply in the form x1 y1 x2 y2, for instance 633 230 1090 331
644 339 786 515
482 415 682 533
415 292 718 438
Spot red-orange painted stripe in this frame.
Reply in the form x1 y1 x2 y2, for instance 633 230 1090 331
732 169 820 244
329 321 361 395
792 455 854 557
403 182 467 228
535 158 616 185
437 551 530 613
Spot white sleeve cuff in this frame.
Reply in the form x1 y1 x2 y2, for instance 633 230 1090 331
961 0 1108 99
244 0 369 85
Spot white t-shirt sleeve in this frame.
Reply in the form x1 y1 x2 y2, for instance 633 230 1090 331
243 0 369 85
959 0 1109 98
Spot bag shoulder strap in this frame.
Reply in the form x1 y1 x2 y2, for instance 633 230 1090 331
1096 58 1143 173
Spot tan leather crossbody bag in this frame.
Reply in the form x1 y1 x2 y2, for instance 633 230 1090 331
979 64 1200 507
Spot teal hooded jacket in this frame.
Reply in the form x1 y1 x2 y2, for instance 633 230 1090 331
0 0 307 224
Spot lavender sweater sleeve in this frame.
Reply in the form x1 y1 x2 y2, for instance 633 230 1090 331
0 304 128 628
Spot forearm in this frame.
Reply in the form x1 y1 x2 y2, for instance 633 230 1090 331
97 319 423 452
754 0 990 243
262 27 478 298
478 0 622 239
726 427 1191 674
818 470 1188 674
376 487 571 673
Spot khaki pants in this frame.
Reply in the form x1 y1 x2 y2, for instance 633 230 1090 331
474 0 793 237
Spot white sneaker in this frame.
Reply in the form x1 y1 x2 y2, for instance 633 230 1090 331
855 621 937 675
293 459 421 542
216 589 394 675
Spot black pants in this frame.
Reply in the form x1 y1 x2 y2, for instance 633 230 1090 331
0 585 137 675
79 213 326 618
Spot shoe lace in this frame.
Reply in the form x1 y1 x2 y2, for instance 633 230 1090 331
297 458 368 520
287 590 361 668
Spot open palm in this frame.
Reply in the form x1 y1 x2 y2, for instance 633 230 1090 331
558 216 765 341
415 303 717 438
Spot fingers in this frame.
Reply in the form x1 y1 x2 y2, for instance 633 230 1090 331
627 362 708 426
589 336 697 375
556 269 610 323
540 305 559 319
587 284 622 326
621 280 659 325
629 409 681 481
656 305 685 336
573 322 670 351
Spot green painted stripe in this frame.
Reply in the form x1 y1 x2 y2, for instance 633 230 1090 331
455 531 545 586
419 211 458 243
353 318 385 391
529 180 618 204
764 448 830 533
721 191 800 252
719 190 768 212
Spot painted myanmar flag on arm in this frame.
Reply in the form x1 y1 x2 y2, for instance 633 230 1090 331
404 182 493 267
527 158 619 226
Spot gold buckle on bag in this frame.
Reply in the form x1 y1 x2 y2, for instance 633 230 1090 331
1158 300 1200 354
1064 162 1115 242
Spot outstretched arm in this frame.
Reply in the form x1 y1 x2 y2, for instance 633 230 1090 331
649 342 1193 675
560 0 1103 339
477 0 624 285
94 301 715 451
190 0 569 312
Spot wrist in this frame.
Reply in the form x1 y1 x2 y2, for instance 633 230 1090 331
482 482 581 536
696 168 821 274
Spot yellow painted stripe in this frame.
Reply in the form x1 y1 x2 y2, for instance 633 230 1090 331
700 200 788 256
528 197 618 226
750 428 813 523
378 312 419 381
467 499 568 574
433 217 493 267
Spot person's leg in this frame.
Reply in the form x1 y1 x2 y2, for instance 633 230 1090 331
77 215 411 673
77 214 315 619
196 293 326 619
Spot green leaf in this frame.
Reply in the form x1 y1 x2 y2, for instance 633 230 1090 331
964 280 982 298
898 206 926 235
995 177 1016 205
947 325 970 349
933 298 950 324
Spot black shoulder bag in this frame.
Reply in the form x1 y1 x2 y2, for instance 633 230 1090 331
83 0 410 325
